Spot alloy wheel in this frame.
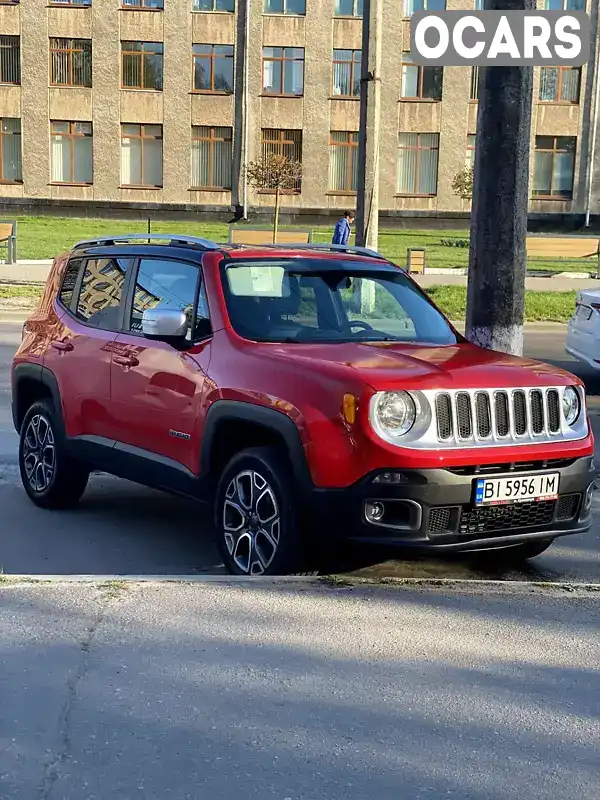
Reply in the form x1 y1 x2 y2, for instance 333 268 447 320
23 414 56 494
222 469 281 574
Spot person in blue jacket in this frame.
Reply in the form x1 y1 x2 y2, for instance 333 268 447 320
332 211 354 245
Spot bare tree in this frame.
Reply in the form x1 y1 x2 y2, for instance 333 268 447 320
452 165 474 202
246 153 302 241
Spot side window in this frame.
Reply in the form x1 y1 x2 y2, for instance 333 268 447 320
76 258 132 330
59 258 83 310
129 258 199 340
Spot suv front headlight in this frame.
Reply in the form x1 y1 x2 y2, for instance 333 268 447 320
562 386 581 426
370 390 430 443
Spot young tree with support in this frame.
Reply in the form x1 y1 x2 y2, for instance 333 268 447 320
246 154 302 243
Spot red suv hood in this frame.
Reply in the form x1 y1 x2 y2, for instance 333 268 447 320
267 340 577 390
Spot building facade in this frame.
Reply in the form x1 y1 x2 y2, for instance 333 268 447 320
0 0 598 221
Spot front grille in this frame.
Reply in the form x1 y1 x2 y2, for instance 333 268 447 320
556 493 581 521
458 501 556 536
434 388 564 445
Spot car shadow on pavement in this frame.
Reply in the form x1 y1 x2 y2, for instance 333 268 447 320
0 584 598 800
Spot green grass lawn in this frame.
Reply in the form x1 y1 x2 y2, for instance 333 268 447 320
426 286 576 323
6 215 598 274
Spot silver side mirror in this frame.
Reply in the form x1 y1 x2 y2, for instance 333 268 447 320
142 308 189 339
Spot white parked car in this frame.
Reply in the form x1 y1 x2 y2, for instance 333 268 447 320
566 289 600 371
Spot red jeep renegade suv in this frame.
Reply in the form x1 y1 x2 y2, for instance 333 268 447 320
11 234 595 574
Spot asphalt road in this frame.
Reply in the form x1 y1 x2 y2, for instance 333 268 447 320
1 310 599 581
1 580 599 800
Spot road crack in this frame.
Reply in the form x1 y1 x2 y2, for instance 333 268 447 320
36 583 127 800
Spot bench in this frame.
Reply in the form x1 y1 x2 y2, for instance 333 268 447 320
526 235 600 263
406 247 426 274
0 220 17 264
228 226 313 246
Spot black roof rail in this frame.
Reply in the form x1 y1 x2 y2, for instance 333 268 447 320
72 233 222 250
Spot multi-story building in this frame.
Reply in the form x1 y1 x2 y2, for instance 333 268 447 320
0 0 598 224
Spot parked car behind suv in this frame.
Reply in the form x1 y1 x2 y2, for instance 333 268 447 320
11 234 595 574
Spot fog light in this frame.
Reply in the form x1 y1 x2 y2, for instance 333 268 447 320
365 501 385 523
583 482 595 513
373 472 407 485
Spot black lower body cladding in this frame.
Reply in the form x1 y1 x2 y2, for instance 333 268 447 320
309 456 595 552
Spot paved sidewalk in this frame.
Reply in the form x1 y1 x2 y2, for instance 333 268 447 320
1 579 599 800
2 261 600 292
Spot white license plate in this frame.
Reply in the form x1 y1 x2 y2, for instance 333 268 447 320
474 473 560 507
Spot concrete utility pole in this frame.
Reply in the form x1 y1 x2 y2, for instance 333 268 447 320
465 0 534 357
355 0 382 313
355 0 382 253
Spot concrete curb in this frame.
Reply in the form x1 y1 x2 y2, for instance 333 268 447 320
424 268 598 280
1 574 599 595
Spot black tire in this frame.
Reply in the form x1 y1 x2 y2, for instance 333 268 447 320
481 538 555 562
19 400 89 510
214 446 305 575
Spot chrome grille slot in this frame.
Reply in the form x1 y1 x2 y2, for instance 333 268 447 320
531 390 544 434
435 394 453 441
456 392 473 439
495 392 510 437
475 392 491 438
513 391 527 436
547 389 560 433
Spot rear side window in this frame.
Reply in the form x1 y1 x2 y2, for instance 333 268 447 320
76 258 133 330
59 259 83 309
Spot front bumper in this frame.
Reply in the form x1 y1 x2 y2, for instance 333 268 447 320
310 455 595 552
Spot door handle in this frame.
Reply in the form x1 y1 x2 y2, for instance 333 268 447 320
114 355 139 368
51 340 74 352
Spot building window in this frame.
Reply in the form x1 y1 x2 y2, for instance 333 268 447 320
51 121 93 185
50 38 92 88
193 45 234 93
0 118 22 183
263 0 306 14
397 133 439 196
48 0 92 6
401 53 443 100
0 36 20 85
328 131 358 193
332 50 361 98
191 126 232 189
539 66 581 104
121 41 163 91
532 136 576 199
120 124 163 187
334 0 362 14
261 129 302 190
122 0 163 7
403 0 445 16
470 66 479 100
544 0 584 8
262 48 304 96
466 134 476 169
192 0 234 11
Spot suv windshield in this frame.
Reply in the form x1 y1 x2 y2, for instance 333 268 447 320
221 259 459 345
